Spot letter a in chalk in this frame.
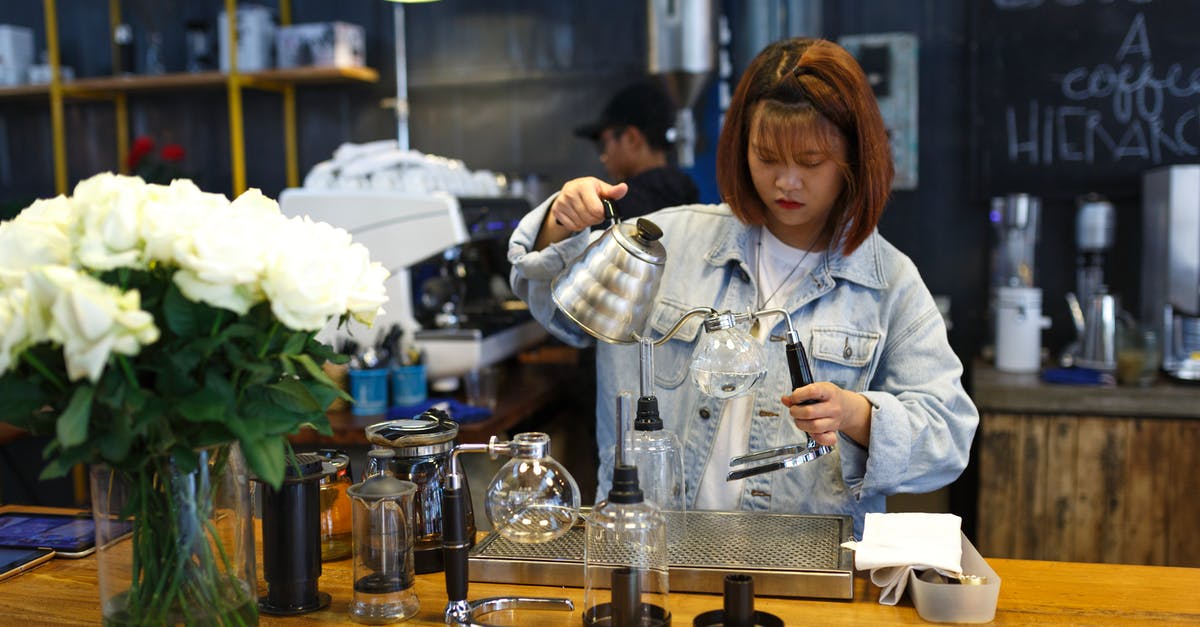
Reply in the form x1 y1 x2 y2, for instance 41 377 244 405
1115 12 1152 62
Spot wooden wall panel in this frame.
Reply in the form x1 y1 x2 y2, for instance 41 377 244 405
1123 419 1169 565
1013 416 1048 560
1167 420 1200 567
979 412 1198 567
977 413 1018 557
1043 416 1078 561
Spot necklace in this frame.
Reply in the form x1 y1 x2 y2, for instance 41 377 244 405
755 227 819 312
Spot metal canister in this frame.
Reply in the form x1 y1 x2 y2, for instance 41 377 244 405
365 408 474 574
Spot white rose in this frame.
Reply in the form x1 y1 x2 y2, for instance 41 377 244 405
344 245 389 326
139 179 226 266
27 266 159 383
0 288 38 376
260 216 358 330
0 196 74 288
72 172 149 271
171 194 283 314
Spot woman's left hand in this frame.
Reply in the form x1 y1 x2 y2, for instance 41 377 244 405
781 381 873 447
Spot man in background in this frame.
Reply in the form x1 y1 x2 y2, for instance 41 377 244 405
574 80 699 221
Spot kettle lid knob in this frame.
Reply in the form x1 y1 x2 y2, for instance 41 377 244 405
634 218 663 242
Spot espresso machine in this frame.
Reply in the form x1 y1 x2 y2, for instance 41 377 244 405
1142 165 1200 380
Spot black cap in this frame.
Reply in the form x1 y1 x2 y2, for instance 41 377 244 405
574 81 677 152
607 464 645 504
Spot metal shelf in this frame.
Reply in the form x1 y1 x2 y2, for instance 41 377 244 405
10 0 379 196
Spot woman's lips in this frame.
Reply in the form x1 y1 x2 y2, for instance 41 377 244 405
776 199 804 209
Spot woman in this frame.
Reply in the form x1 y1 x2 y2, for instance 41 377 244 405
508 38 977 538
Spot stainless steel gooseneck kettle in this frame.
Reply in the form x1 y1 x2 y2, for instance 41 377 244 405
551 200 667 344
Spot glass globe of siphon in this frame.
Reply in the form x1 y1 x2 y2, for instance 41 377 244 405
485 432 581 543
689 324 767 399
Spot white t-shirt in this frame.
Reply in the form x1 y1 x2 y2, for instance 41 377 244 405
693 227 823 510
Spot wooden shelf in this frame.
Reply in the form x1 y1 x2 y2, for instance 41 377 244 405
0 67 381 99
0 84 51 98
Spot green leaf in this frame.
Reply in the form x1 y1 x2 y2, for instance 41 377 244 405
178 392 226 423
281 332 307 356
0 378 50 427
163 283 199 336
97 412 133 462
55 386 94 447
264 377 321 413
292 354 338 388
242 436 285 488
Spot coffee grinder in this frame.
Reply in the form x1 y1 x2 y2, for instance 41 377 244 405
1075 194 1115 310
990 193 1049 373
1068 194 1118 371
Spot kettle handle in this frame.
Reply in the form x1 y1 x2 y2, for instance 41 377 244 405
603 199 620 225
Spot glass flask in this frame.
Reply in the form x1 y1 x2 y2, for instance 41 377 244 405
689 317 767 399
485 432 581 543
583 465 670 626
316 450 353 562
346 475 419 624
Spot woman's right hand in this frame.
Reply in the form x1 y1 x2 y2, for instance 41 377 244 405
551 177 628 231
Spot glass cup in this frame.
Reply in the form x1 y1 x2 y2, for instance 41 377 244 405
1117 325 1160 387
464 366 499 410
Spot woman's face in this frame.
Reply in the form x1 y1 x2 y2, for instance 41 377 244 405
747 107 848 248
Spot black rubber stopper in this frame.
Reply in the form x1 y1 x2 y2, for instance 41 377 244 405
634 395 663 431
608 464 644 504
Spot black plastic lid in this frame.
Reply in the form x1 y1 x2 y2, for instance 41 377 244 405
634 395 663 431
607 464 644 504
283 453 327 482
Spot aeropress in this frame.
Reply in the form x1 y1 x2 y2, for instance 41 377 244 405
255 452 331 615
584 392 671 627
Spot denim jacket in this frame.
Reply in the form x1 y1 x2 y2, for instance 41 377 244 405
509 199 978 538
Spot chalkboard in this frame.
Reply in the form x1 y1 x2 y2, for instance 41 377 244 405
973 0 1200 199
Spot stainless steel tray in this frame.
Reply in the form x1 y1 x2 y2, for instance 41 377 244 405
468 510 855 600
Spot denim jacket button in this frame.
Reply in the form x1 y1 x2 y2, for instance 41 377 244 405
699 408 711 419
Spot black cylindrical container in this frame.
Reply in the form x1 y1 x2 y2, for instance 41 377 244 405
257 452 331 615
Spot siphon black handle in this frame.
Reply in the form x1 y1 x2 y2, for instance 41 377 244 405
785 340 820 406
442 485 470 603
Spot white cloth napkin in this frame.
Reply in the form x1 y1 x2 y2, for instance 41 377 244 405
841 512 964 605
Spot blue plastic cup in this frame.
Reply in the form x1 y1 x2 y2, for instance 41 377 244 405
390 364 428 407
349 368 389 416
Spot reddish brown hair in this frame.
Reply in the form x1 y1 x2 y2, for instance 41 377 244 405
716 38 893 256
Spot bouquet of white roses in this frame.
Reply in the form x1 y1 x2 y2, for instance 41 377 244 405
0 172 387 484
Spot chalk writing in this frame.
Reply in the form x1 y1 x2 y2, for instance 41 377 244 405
1003 9 1199 166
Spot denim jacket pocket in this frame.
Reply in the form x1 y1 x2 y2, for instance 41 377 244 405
809 326 880 392
648 296 703 389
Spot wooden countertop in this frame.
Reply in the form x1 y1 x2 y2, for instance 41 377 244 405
972 360 1200 419
2 506 1197 625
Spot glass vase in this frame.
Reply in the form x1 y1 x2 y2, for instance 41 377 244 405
90 442 258 626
